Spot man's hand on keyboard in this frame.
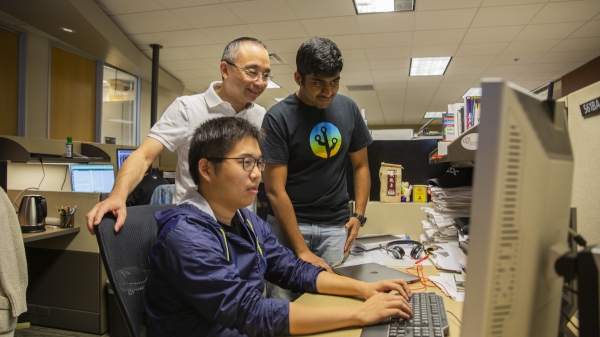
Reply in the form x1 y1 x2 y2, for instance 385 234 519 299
361 279 413 301
354 292 413 326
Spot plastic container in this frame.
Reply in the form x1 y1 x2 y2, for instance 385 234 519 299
65 137 73 158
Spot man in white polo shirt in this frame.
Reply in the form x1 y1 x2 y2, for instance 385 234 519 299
86 37 271 234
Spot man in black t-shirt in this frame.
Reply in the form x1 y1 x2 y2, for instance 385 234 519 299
261 37 373 301
126 167 169 206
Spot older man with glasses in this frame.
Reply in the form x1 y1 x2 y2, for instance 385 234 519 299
86 37 272 235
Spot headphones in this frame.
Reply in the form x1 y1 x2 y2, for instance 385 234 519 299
385 240 424 259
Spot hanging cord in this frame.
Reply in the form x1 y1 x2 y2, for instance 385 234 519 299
37 157 46 189
61 165 69 191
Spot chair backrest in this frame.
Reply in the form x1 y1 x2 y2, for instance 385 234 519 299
96 204 175 337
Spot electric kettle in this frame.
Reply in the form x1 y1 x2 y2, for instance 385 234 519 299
18 194 47 233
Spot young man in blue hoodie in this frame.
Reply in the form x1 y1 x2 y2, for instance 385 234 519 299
143 117 413 336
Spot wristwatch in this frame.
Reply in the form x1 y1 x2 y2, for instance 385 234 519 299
352 213 367 227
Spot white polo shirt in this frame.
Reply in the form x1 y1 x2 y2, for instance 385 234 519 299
148 81 266 203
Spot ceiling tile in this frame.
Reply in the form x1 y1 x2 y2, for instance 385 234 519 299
411 44 459 57
445 65 488 75
361 32 413 48
94 0 164 15
513 72 556 82
110 15 148 35
417 0 483 11
160 59 213 71
570 20 600 38
325 35 364 49
365 47 412 60
200 25 261 43
341 70 373 79
441 74 481 83
450 55 496 66
415 8 478 30
168 70 198 80
492 53 543 65
274 52 298 66
372 69 410 78
343 60 371 71
263 38 306 53
375 83 407 91
342 78 375 86
179 44 225 58
128 33 162 47
455 42 509 56
154 0 220 8
463 26 524 44
153 30 216 47
515 22 585 41
484 64 529 73
226 0 297 24
341 49 367 61
471 4 544 27
413 29 466 46
368 59 411 70
536 50 595 63
301 17 360 36
119 10 194 33
522 62 570 73
285 0 356 19
154 48 194 61
247 21 308 41
171 4 242 29
432 93 464 103
502 39 561 54
356 12 415 34
530 1 600 24
270 64 295 75
481 0 547 6
551 37 600 52
374 77 409 86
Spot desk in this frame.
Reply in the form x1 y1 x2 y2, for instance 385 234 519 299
22 227 80 243
292 266 463 337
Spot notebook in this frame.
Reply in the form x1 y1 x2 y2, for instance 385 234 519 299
334 263 420 284
70 164 115 193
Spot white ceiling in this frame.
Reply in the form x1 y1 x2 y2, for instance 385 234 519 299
10 0 600 126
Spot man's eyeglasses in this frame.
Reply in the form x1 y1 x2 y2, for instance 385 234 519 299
225 61 274 83
208 156 266 172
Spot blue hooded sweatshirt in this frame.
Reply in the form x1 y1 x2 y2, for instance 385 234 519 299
143 189 325 337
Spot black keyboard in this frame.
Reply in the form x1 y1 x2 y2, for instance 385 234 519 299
360 292 449 337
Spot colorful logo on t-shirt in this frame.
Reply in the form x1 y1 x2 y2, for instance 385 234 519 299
310 122 341 159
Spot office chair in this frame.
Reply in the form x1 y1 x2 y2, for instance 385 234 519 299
96 204 175 337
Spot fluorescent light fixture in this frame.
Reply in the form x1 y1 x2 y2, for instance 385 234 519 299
424 112 444 118
353 0 414 14
267 81 281 89
60 27 75 33
274 98 284 102
409 57 451 76
462 87 482 98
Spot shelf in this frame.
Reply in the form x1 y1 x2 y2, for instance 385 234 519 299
22 226 80 243
429 125 478 167
0 136 110 163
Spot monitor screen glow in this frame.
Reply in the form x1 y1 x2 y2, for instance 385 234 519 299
116 149 134 171
70 164 115 193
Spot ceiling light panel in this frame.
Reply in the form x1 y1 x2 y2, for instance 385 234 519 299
410 57 452 76
353 0 414 14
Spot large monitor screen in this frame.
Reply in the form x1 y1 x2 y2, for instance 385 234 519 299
70 164 115 193
116 149 134 171
461 79 574 336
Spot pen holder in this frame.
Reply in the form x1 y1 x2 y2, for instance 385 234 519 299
60 213 75 228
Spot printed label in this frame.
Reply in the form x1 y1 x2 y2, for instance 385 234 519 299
386 170 396 196
461 133 478 150
580 97 600 118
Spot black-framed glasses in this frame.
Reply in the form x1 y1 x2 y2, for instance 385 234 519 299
225 61 274 82
208 156 266 172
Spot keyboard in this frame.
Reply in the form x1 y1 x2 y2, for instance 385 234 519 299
360 292 450 337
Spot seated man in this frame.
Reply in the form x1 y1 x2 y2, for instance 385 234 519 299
143 117 413 336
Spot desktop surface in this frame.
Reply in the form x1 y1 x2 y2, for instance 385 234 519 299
286 265 462 337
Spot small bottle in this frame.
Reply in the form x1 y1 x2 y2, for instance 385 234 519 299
65 137 73 158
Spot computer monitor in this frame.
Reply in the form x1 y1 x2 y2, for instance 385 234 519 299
461 79 574 336
70 164 116 193
116 148 134 171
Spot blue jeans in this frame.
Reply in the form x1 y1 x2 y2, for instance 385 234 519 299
266 215 347 301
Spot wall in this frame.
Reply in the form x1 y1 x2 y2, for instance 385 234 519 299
562 55 600 97
25 32 50 138
0 27 19 135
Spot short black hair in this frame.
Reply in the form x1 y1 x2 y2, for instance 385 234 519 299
188 117 264 185
296 37 344 83
221 37 268 64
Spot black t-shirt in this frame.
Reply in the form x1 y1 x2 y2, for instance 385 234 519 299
219 215 252 244
126 173 169 206
260 93 373 223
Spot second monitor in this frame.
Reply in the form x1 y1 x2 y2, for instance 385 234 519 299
116 148 135 171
